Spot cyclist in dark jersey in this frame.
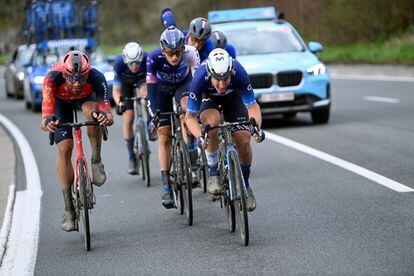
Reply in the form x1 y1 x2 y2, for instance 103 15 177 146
113 42 149 175
185 49 265 212
41 50 113 231
146 27 200 208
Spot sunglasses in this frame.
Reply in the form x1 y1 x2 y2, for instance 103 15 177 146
127 60 142 67
65 74 88 84
163 48 184 58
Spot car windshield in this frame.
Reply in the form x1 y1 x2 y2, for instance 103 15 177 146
18 48 35 64
224 26 305 55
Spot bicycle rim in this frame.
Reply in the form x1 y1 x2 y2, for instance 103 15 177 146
229 151 249 246
78 159 91 251
179 140 193 226
139 122 151 187
221 155 235 232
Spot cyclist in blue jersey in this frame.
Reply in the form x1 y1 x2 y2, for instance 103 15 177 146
185 49 265 212
210 30 237 59
147 26 200 208
113 42 148 175
160 8 214 62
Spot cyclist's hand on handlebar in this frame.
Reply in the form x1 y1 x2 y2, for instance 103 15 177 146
196 136 207 149
92 111 109 126
252 128 265 143
44 116 60 132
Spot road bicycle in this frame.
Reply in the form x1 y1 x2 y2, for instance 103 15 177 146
202 118 260 246
49 109 108 251
119 96 151 187
154 107 193 226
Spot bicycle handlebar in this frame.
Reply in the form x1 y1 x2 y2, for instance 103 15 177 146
48 121 108 145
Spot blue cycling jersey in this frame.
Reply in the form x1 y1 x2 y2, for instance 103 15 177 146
225 44 237 59
113 53 148 85
187 60 256 114
146 45 200 114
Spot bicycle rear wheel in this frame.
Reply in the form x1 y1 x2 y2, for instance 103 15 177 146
138 121 151 187
78 159 91 251
178 140 193 226
229 151 249 246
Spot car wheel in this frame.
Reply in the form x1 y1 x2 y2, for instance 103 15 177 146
25 99 31 109
283 112 297 119
311 107 330 124
5 81 13 98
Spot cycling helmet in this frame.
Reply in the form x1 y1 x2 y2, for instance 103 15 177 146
189 17 212 40
160 26 185 50
211 30 228 49
122 42 143 64
206 48 234 80
62 50 90 76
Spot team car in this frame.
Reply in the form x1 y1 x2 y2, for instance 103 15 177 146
4 43 36 99
209 7 331 123
23 38 114 112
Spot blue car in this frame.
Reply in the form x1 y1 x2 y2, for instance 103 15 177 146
209 7 331 123
23 38 114 112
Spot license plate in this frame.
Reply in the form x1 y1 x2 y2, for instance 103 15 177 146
260 92 294 103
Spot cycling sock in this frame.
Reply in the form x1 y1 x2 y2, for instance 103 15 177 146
161 170 170 190
62 189 74 212
126 138 135 161
206 150 219 176
240 164 251 189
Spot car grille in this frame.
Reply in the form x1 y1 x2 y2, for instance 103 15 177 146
277 71 303 87
249 74 273 89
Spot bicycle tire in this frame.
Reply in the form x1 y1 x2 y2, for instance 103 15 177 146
172 140 184 214
179 140 193 226
220 153 236 232
138 121 151 187
229 151 249 246
200 147 208 193
78 159 91 251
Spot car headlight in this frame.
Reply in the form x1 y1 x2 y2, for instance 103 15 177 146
306 63 326 76
104 71 114 81
33 76 45 84
17 71 25 81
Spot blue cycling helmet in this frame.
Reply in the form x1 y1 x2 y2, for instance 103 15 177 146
159 26 185 50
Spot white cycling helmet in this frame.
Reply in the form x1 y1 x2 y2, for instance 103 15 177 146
206 48 234 80
122 42 143 64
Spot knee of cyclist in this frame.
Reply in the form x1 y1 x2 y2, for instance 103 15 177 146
57 144 73 159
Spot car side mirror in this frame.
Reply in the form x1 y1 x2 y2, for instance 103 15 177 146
308 42 323 54
277 12 285 20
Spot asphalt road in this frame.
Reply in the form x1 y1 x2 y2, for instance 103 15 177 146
1 72 414 275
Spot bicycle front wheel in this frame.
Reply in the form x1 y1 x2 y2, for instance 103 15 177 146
172 139 184 214
138 121 151 187
178 140 193 226
199 147 208 193
78 159 91 251
229 151 249 246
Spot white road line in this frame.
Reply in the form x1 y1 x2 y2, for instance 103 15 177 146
331 74 414 82
264 131 414 193
0 114 42 275
364 96 400 103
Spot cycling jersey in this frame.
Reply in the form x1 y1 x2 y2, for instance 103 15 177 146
146 45 200 114
225 44 237 59
42 63 111 116
113 53 148 86
187 59 256 114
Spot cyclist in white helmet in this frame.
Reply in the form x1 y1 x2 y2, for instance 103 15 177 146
186 49 265 212
113 42 149 175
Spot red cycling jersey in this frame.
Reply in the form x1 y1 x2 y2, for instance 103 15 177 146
42 62 111 116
